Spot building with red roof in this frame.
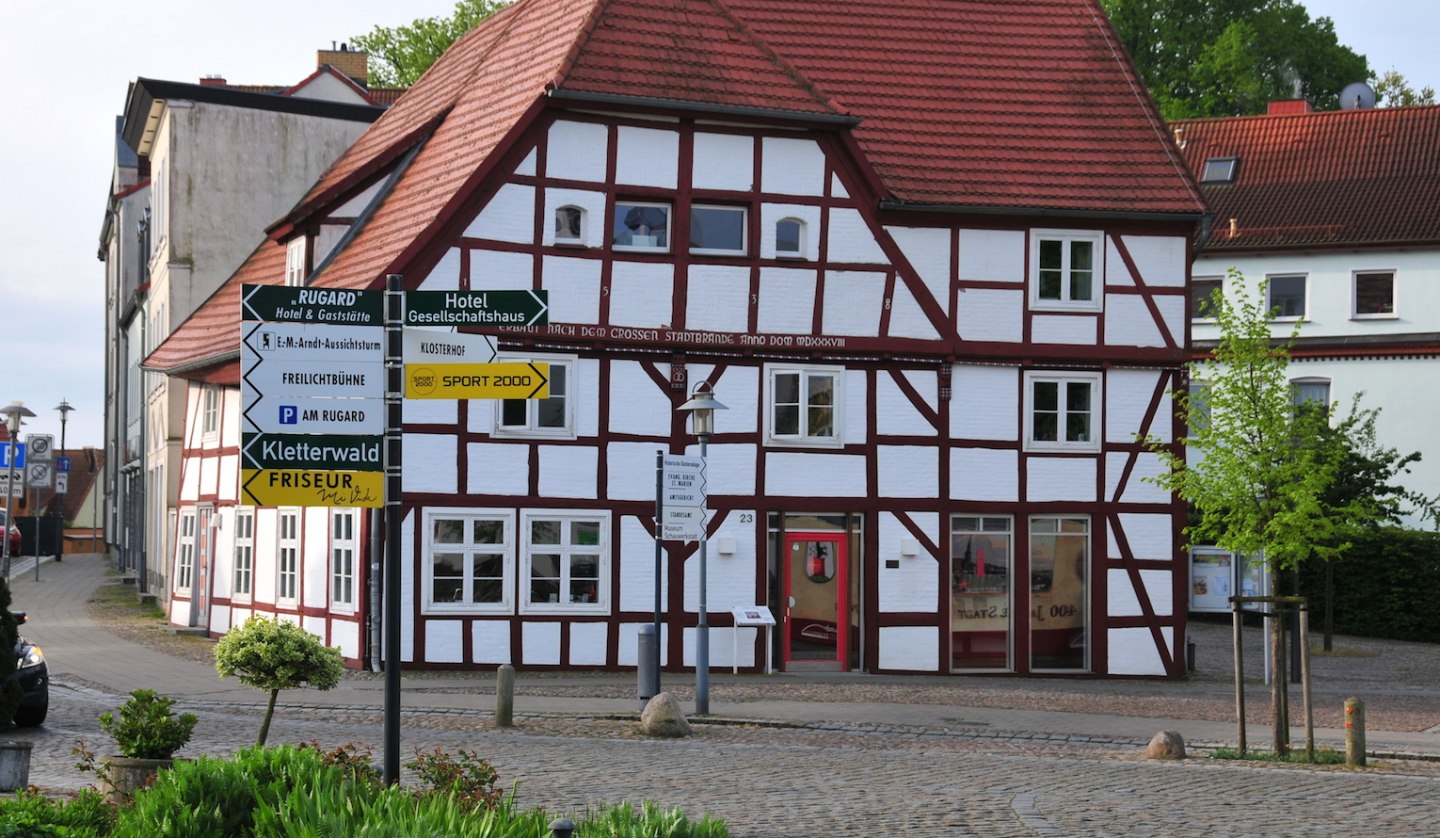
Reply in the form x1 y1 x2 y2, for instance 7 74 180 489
1174 99 1440 526
148 0 1204 678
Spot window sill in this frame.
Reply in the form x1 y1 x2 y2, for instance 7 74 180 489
1029 300 1103 314
1023 442 1101 454
1350 313 1398 321
764 435 845 450
422 603 513 616
519 604 610 617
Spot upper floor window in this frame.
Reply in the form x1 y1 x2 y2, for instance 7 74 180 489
1201 157 1238 183
765 365 842 446
776 218 806 258
1191 277 1223 321
424 510 513 613
521 512 609 614
1031 230 1102 311
495 356 573 438
1291 378 1331 413
201 386 220 440
1353 271 1395 318
555 205 586 245
285 238 306 287
690 205 747 255
1024 371 1102 451
613 202 670 252
1267 274 1306 319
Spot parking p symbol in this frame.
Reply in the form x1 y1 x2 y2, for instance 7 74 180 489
279 405 299 425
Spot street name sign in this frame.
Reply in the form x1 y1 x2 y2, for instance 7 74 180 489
242 284 383 325
405 362 549 400
406 290 549 328
403 328 497 365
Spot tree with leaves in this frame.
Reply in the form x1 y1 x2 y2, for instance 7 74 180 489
1100 0 1369 118
1373 69 1437 107
215 617 344 746
350 0 507 88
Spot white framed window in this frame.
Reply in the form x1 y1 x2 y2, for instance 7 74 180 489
424 509 514 613
1024 371 1102 451
175 509 196 593
495 355 574 438
520 511 609 614
285 237 306 287
555 205 586 245
277 509 299 606
690 204 747 255
1190 276 1222 321
330 510 357 612
775 217 806 258
1352 270 1395 318
232 507 254 602
201 385 220 440
1266 274 1306 319
612 201 670 252
1030 230 1102 311
764 365 843 447
1291 377 1331 413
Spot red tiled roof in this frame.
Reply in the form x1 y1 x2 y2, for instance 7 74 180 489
1174 105 1440 250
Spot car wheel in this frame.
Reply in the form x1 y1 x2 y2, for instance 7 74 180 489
13 701 47 728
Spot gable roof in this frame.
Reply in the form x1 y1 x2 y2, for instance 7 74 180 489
1174 104 1440 252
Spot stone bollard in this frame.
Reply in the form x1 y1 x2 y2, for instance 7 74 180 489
548 817 576 838
496 664 515 728
1146 730 1186 760
1345 697 1365 767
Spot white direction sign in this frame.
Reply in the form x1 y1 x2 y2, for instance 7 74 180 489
54 473 68 495
242 321 383 364
661 455 707 541
243 358 384 400
403 328 497 365
242 391 384 435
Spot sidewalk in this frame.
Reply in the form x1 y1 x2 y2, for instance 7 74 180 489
11 552 1440 758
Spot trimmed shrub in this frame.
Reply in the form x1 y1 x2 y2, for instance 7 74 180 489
1300 527 1440 641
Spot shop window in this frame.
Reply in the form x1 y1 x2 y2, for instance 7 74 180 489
1024 371 1101 451
1029 516 1089 671
613 201 670 252
521 512 609 614
424 510 513 613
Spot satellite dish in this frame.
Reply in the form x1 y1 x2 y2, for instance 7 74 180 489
1340 82 1376 110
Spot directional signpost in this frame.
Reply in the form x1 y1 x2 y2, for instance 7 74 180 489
661 455 707 542
405 290 548 328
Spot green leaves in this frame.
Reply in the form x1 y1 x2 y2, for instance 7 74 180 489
350 0 507 88
98 689 197 760
215 616 344 693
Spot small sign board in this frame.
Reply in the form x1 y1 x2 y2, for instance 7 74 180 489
242 284 383 325
0 472 22 499
405 362 549 400
406 290 549 328
403 328 497 365
730 605 776 626
242 321 383 364
0 443 22 470
243 358 385 400
25 461 53 489
241 468 384 508
54 473 68 495
242 433 384 472
241 392 384 435
25 435 54 462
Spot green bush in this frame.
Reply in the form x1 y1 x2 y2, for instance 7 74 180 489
215 617 344 746
98 689 197 759
406 746 502 810
0 788 116 837
1300 528 1440 641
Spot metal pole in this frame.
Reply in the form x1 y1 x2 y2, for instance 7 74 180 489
382 274 404 785
2 442 16 579
695 432 709 715
653 449 663 691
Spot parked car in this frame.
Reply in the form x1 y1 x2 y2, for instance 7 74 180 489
0 510 18 556
9 612 47 727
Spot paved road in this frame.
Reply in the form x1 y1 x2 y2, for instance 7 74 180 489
6 554 1439 837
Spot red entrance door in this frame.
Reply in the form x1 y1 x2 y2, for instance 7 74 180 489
783 532 847 671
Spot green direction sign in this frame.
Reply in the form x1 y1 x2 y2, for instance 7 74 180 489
242 432 383 472
242 284 384 325
406 290 549 328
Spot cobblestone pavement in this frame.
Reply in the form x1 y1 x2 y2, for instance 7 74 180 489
7 554 1440 836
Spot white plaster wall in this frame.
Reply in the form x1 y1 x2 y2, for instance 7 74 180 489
610 262 674 327
403 434 457 494
473 621 511 664
219 453 238 503
252 509 276 607
1032 314 1098 345
822 270 885 336
538 445 599 499
472 250 533 290
878 626 939 671
1106 452 1170 505
618 622 669 666
515 148 537 177
877 511 939 613
199 456 218 498
1108 626 1171 676
844 369 869 445
569 623 609 665
1107 568 1174 617
209 604 230 636
578 357 601 438
1111 513 1174 561
616 126 678 189
686 264 750 332
683 525 755 617
290 72 370 104
331 620 360 660
693 132 754 191
302 616 326 642
522 622 562 665
620 515 669 613
826 208 889 264
425 620 465 663
759 203 821 260
764 452 866 497
180 459 200 501
401 509 415 662
877 446 938 499
876 371 937 437
712 365 759 435
761 137 826 196
464 183 534 243
957 288 1023 343
1026 457 1097 502
542 188 607 248
547 120 609 182
541 255 602 324
958 229 1025 282
756 267 816 333
221 388 241 447
887 282 942 341
950 448 1019 502
830 173 849 198
420 248 462 289
607 442 664 501
1114 235 1187 288
681 443 757 496
413 399 458 427
1105 369 1168 444
886 226 951 314
332 180 385 218
682 626 750 668
608 361 671 437
951 364 1018 441
1103 295 1166 347
466 443 529 495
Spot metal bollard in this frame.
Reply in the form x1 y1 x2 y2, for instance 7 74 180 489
637 625 658 711
548 817 576 838
495 664 515 728
1345 697 1366 767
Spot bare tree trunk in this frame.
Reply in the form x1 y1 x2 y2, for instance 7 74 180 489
257 688 279 747
1323 560 1334 653
1270 571 1288 755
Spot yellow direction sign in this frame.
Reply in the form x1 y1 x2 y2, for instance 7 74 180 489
241 468 384 508
405 361 549 400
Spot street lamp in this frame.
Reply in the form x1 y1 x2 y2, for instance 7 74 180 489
1 401 37 579
53 400 73 564
677 382 726 715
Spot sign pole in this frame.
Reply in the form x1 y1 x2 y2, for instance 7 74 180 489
383 274 404 785
653 450 664 692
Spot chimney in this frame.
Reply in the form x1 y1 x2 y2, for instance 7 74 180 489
1267 100 1312 116
199 74 227 87
317 43 369 87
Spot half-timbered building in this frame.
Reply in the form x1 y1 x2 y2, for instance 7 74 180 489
147 0 1206 677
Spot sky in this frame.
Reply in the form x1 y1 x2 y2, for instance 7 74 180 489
0 1 1435 453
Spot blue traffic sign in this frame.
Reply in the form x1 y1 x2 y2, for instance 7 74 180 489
57 456 71 473
0 443 23 470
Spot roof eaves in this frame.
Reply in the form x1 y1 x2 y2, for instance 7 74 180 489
143 349 240 378
880 199 1207 224
546 88 861 128
308 142 426 282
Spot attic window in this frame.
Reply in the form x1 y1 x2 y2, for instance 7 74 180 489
1201 157 1238 183
613 201 670 252
555 206 585 245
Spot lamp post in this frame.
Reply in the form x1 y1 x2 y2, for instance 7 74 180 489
53 400 73 565
1 402 37 579
677 382 726 715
